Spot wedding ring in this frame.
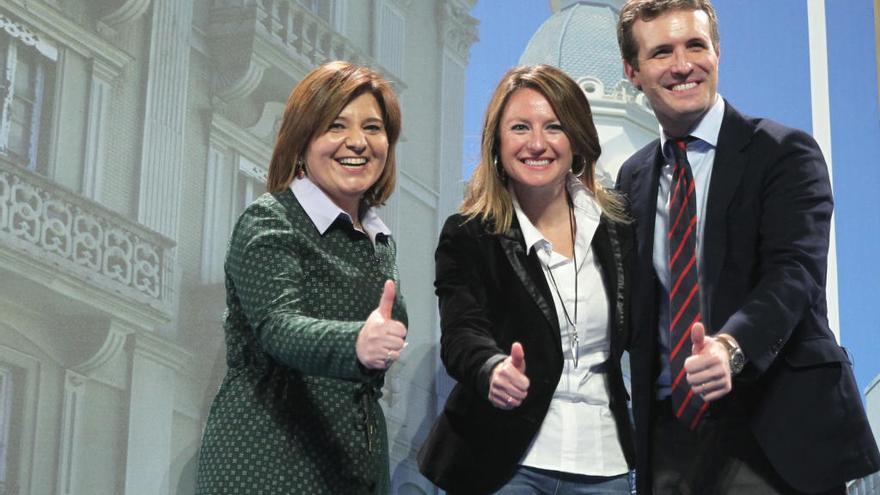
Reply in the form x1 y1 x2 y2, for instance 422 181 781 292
506 396 512 406
385 351 394 366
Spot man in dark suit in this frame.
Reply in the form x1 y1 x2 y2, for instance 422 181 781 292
614 1 880 493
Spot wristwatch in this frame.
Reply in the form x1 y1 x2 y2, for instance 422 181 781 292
717 334 746 376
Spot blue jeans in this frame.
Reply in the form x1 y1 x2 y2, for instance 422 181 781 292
492 466 633 494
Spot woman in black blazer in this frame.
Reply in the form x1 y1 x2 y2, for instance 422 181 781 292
419 65 635 494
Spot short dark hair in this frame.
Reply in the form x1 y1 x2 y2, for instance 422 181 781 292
617 0 720 70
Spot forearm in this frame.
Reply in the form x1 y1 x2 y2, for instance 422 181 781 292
253 312 371 380
435 216 507 394
718 130 833 374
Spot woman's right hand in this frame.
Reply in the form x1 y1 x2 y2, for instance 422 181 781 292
357 280 407 369
489 342 530 409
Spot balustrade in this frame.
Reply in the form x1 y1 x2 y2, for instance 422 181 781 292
0 160 175 314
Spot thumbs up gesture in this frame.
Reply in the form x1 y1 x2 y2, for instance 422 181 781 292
684 322 733 402
356 280 407 369
489 342 530 410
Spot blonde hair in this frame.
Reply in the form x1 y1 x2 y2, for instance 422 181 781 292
266 61 401 206
461 64 629 234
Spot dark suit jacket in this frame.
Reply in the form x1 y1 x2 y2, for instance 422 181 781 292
616 101 880 494
418 212 636 494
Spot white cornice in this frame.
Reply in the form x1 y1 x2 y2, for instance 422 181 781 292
4 1 132 78
209 111 273 169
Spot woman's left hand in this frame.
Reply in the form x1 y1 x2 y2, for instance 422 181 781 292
488 342 529 409
356 280 408 369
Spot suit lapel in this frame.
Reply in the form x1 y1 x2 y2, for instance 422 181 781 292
701 102 753 329
593 219 631 350
497 218 560 336
629 142 663 264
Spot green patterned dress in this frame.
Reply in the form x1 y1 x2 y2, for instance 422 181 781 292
196 189 406 495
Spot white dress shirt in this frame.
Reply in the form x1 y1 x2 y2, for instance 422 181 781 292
512 175 629 476
653 95 725 398
290 177 391 245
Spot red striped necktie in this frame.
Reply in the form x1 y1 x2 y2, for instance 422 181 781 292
667 138 709 430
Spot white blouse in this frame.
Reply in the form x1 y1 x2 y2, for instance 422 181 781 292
511 176 628 477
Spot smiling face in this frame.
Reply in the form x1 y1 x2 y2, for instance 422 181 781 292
623 8 719 137
304 92 388 217
497 87 573 199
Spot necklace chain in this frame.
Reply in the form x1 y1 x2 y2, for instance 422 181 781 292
544 196 579 368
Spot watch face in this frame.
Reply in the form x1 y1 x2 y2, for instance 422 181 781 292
730 350 746 374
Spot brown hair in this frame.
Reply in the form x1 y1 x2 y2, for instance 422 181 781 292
266 61 401 206
617 0 720 70
461 64 629 234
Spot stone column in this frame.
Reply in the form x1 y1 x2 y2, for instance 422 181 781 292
56 371 86 495
136 0 194 239
123 331 190 495
436 0 477 224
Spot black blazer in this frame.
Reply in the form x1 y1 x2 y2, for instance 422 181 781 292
616 101 880 494
418 212 636 494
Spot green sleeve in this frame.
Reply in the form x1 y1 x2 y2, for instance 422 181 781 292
226 199 375 382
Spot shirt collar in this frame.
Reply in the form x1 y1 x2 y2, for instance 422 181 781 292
660 94 725 157
511 175 602 256
290 177 391 243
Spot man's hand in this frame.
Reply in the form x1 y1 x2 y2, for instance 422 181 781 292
684 322 733 402
488 342 530 410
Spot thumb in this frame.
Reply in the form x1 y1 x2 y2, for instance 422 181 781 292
690 322 706 354
377 280 396 319
510 342 526 372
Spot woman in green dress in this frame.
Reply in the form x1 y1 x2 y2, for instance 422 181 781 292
196 61 408 495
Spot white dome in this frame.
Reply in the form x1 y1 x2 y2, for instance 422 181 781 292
520 1 627 96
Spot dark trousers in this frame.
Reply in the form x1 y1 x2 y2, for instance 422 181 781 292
650 399 845 495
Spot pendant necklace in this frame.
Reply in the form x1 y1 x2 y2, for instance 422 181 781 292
544 194 579 367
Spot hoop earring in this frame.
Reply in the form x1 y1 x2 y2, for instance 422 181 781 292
494 155 508 183
571 156 587 178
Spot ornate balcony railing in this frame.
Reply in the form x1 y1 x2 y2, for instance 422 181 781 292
209 0 403 102
0 159 175 316
258 0 361 65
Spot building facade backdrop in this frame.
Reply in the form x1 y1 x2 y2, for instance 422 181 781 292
0 0 476 493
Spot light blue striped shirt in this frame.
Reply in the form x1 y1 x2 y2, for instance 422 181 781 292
653 95 725 399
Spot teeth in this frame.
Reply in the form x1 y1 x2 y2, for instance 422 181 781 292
338 157 367 165
672 82 697 91
523 159 550 166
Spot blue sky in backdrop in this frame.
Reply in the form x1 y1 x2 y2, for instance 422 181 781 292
462 0 880 395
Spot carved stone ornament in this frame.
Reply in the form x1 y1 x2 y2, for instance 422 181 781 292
209 0 400 104
96 0 152 36
437 0 478 63
0 14 57 60
0 161 175 314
